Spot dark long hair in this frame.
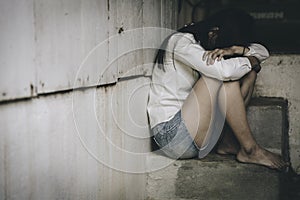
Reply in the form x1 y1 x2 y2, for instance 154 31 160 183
154 8 254 70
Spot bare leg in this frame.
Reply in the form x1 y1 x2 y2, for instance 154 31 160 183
216 123 240 155
240 70 258 106
182 74 287 169
217 79 287 169
217 71 257 155
181 76 222 148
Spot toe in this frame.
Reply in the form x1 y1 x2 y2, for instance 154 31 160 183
277 160 286 169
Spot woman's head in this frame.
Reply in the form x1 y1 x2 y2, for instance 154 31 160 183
207 9 254 48
179 8 254 49
155 8 254 69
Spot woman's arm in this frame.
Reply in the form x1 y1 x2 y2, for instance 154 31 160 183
203 43 269 65
172 34 252 81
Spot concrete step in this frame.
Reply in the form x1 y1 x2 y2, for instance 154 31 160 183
146 153 282 200
146 153 300 200
246 97 288 159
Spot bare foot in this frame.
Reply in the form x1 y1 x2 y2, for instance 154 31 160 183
237 145 288 170
216 144 239 155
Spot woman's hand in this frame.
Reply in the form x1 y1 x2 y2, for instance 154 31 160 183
202 46 249 65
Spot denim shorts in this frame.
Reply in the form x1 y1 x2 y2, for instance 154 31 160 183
151 110 199 159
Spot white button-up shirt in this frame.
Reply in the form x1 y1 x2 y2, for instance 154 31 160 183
147 33 269 128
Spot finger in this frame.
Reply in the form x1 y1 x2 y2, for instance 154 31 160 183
217 53 225 61
203 51 212 62
280 160 289 168
278 162 287 171
211 49 221 60
206 55 210 65
211 49 224 64
206 52 213 65
206 54 211 65
216 48 232 60
205 51 212 64
209 54 216 65
214 50 226 62
202 51 207 61
276 157 287 169
275 160 284 169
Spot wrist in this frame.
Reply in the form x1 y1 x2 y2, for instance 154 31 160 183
232 46 246 55
247 56 259 66
251 64 262 73
232 46 241 54
247 56 261 73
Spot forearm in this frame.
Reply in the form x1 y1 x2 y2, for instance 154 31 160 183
246 56 260 65
173 34 255 81
229 46 263 74
231 46 250 56
175 46 252 81
231 44 270 62
232 46 265 74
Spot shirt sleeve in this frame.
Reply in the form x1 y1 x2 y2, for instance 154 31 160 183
245 43 270 63
172 34 252 81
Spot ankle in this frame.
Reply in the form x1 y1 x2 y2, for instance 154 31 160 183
242 144 259 155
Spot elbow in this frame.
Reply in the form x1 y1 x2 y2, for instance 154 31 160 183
258 50 270 63
265 50 270 59
263 48 270 59
257 44 270 60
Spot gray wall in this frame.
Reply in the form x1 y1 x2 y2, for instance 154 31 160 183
0 77 153 199
0 0 177 99
254 55 300 173
0 0 177 199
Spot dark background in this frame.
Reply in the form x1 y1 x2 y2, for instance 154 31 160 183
186 0 300 54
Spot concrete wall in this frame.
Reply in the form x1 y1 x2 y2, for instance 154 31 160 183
0 0 178 199
0 77 153 200
0 0 177 99
254 55 300 173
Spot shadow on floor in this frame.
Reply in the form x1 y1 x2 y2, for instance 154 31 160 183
279 167 300 200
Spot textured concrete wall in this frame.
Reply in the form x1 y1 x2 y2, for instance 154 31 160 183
254 55 300 173
0 0 177 100
0 0 178 199
0 0 36 100
0 77 153 200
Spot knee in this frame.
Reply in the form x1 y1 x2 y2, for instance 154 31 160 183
200 75 223 90
201 75 222 84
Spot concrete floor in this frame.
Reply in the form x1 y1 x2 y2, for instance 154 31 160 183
146 153 300 200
